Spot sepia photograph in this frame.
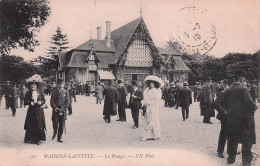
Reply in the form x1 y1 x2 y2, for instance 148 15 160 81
0 0 259 165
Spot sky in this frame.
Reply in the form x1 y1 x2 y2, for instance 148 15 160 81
11 0 260 61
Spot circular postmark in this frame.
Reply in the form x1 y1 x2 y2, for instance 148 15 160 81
171 7 217 55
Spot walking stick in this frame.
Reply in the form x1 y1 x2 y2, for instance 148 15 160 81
63 115 66 135
116 103 119 123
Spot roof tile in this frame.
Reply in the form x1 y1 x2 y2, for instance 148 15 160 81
74 39 116 52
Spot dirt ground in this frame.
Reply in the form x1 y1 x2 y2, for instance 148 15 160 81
0 95 259 166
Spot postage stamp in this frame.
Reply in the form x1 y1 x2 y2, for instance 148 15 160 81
171 7 217 55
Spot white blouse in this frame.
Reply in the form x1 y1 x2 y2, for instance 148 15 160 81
32 91 38 102
143 87 162 106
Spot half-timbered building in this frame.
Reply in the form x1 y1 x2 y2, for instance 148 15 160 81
58 17 190 86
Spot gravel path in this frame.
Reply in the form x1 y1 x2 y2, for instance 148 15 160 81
0 95 259 166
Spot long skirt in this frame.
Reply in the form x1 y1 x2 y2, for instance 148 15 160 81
24 129 46 143
142 105 161 139
24 108 46 143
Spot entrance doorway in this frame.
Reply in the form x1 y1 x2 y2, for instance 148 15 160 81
132 74 137 81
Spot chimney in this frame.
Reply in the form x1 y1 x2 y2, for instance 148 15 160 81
97 27 101 40
106 21 111 48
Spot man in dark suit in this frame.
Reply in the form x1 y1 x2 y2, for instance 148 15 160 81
162 83 169 107
250 80 258 103
4 82 16 116
178 82 192 121
4 81 11 109
175 80 181 109
214 79 229 158
85 81 91 96
19 84 28 108
199 77 215 124
129 80 143 129
50 78 70 143
194 82 202 102
103 80 119 123
222 76 257 166
117 80 127 122
65 84 75 116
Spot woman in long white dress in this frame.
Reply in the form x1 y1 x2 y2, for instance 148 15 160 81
141 75 164 141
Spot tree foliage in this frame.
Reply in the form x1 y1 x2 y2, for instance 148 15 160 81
167 41 259 84
47 27 69 59
0 0 50 55
30 26 69 80
0 55 41 84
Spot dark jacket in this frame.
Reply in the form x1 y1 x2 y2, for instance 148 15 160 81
250 84 258 100
117 86 127 104
162 86 169 100
129 88 143 110
4 85 13 99
194 85 202 99
168 87 175 102
179 86 192 107
174 85 181 97
214 91 227 121
24 90 46 131
68 89 75 103
199 84 215 117
103 85 119 116
222 82 257 144
50 88 70 121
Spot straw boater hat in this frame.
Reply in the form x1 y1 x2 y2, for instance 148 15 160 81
26 74 44 88
144 75 165 88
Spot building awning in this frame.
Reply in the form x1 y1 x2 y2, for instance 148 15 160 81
97 70 115 80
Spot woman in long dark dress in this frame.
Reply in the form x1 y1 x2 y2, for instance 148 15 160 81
24 81 46 145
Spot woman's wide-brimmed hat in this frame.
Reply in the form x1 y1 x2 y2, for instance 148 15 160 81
144 75 165 88
26 74 44 88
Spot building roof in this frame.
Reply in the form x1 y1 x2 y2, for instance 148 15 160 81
96 52 116 68
58 51 74 68
74 39 116 52
59 18 141 68
59 50 117 68
110 17 141 64
59 17 189 72
66 51 89 68
58 52 68 68
172 56 190 71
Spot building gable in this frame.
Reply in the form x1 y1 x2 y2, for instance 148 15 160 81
125 39 153 67
116 17 161 68
84 49 100 62
110 18 141 65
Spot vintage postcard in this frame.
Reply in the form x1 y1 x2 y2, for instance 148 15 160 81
0 0 259 165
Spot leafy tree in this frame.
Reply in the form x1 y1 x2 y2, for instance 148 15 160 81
0 0 51 55
226 60 258 81
167 40 215 84
0 55 41 84
252 50 260 80
167 40 259 84
220 53 258 81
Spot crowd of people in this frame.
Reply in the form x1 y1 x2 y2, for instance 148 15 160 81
0 73 259 166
